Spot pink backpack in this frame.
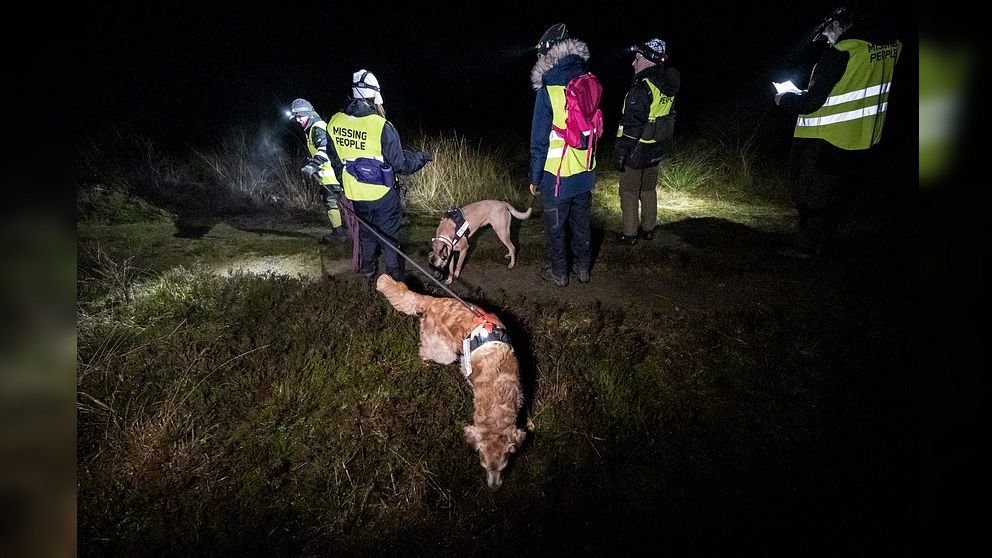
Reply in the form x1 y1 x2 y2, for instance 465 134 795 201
551 73 603 195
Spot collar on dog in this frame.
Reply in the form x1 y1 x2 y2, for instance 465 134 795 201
461 310 511 378
431 208 471 265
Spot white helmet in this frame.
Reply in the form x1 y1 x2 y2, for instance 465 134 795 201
352 70 383 105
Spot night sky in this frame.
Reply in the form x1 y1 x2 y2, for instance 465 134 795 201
80 1 918 158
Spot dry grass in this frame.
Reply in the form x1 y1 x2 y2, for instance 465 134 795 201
403 134 530 218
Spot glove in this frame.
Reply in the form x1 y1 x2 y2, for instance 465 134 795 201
301 162 319 178
419 150 433 163
614 157 626 172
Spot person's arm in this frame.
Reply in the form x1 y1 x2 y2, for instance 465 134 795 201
381 122 430 175
310 125 331 164
303 125 331 179
778 48 849 114
529 87 553 189
615 81 651 167
312 123 345 184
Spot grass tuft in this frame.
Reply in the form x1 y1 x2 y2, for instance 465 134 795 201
402 133 530 219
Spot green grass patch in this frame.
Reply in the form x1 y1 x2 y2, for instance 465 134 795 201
76 261 910 554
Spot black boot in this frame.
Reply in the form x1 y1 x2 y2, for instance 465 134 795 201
572 264 590 283
540 266 568 287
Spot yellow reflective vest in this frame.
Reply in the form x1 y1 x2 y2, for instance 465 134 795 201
327 112 390 201
543 85 597 177
306 121 339 186
616 76 675 144
794 38 902 151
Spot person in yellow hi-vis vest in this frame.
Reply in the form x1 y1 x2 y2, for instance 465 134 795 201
614 38 680 246
529 23 596 287
288 98 347 243
326 70 432 281
775 6 901 258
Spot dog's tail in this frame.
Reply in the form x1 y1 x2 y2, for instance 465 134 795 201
376 274 430 316
506 204 532 221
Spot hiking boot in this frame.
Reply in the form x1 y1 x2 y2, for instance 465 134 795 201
540 266 568 287
775 246 811 259
616 232 638 246
639 226 657 241
572 264 590 283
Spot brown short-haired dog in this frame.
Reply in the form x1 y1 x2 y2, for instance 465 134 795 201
376 274 526 490
428 200 532 284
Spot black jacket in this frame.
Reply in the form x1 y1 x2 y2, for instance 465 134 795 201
615 63 680 170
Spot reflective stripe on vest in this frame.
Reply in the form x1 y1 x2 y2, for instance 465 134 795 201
542 85 595 177
327 112 389 201
307 121 339 186
794 38 902 151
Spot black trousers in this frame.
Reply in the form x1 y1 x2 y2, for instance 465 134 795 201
352 188 404 279
789 139 871 254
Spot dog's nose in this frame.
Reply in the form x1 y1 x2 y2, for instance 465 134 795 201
486 470 503 491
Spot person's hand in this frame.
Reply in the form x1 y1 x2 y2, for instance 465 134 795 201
614 158 626 172
774 92 786 106
419 150 432 163
529 184 538 196
301 163 319 178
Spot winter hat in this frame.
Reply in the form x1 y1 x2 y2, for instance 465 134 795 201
536 23 569 55
352 69 383 105
631 38 667 63
288 98 318 119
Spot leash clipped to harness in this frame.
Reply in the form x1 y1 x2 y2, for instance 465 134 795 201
461 309 512 378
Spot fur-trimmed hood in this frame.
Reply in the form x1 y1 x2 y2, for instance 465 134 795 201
530 38 590 90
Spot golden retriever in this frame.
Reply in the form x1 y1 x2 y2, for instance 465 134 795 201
428 200 532 284
376 274 526 490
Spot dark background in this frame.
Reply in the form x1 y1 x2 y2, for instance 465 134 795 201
79 1 918 160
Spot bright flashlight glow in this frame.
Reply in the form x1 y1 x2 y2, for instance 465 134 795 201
211 254 323 278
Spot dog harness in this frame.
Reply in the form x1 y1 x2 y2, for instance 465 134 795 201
431 208 471 266
461 309 511 379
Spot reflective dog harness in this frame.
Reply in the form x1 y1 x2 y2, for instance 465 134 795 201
461 309 511 378
431 208 471 266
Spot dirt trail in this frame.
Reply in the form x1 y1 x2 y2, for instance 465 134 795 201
206 210 907 323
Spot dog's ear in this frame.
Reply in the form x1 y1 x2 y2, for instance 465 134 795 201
464 424 481 448
508 428 527 452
